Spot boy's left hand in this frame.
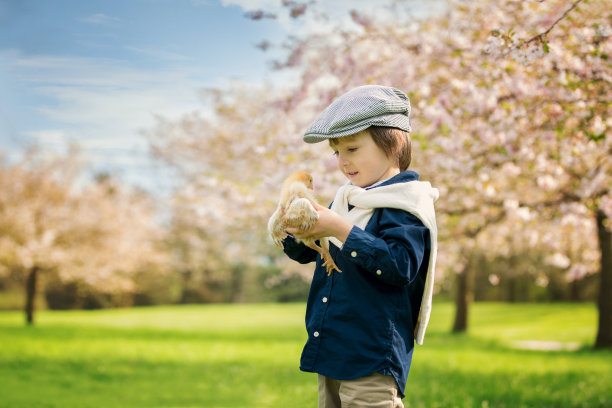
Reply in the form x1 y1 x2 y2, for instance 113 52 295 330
286 200 352 245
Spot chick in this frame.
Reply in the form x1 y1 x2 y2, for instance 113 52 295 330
268 171 342 276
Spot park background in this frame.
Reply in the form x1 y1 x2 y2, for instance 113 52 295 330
1 0 611 407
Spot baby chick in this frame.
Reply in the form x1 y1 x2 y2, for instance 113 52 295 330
268 171 342 276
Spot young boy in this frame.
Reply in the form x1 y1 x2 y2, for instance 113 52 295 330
283 85 438 407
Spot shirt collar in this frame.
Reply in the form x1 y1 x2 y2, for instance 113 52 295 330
364 170 420 190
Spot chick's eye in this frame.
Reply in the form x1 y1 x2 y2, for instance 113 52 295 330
332 151 339 157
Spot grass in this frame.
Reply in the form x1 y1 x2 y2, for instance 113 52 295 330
0 302 610 408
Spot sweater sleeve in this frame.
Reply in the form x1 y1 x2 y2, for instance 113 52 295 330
339 208 430 287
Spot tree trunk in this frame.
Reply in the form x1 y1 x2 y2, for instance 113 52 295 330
506 255 519 302
594 210 612 349
25 266 40 325
569 280 581 302
506 276 518 302
229 264 245 303
453 254 474 333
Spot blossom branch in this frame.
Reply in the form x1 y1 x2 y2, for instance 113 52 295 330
520 0 584 49
489 0 585 61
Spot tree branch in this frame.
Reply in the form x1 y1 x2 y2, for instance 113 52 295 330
497 0 585 57
521 0 584 47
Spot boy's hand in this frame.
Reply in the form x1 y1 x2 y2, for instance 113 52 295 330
286 200 352 245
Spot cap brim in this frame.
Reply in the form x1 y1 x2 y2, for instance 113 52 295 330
303 113 411 144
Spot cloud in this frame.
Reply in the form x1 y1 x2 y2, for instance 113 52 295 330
12 54 204 123
221 0 278 9
191 0 214 5
218 0 361 36
124 46 190 61
221 0 447 32
23 129 68 146
4 52 209 192
77 13 121 25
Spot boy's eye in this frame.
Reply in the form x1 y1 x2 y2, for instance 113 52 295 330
332 147 357 156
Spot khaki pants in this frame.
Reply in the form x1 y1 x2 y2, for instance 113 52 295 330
318 373 404 408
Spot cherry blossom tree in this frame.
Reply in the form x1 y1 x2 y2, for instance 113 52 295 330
260 0 611 347
147 85 343 295
150 0 610 347
0 148 168 324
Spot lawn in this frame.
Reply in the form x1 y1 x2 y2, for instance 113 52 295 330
0 302 610 408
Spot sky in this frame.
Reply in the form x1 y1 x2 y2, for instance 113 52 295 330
0 0 445 194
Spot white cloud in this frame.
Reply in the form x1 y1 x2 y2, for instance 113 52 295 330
191 0 214 5
23 129 68 146
220 0 278 10
124 46 189 61
220 0 447 37
77 13 121 25
3 52 210 192
13 54 204 125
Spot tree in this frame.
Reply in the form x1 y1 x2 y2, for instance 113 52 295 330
255 0 611 346
149 0 610 347
0 147 168 323
147 86 340 296
477 0 611 347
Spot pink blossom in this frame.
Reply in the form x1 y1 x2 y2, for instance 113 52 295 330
547 252 571 269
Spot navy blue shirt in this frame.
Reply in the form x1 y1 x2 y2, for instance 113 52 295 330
283 171 431 398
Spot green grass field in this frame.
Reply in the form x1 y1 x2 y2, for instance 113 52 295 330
1 302 610 408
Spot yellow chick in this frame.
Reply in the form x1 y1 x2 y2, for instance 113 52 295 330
268 171 342 276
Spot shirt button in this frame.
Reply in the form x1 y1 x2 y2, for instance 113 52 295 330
376 269 382 276
313 331 320 337
322 297 328 303
351 251 357 257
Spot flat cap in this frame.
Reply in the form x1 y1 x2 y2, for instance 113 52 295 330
303 85 412 143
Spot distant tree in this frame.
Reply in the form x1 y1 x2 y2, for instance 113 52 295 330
0 147 168 324
147 86 336 295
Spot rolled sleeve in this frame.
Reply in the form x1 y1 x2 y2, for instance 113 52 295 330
340 210 429 287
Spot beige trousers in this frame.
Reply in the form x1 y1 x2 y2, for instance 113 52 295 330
318 373 404 408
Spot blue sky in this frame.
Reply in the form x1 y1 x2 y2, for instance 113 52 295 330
0 0 444 194
0 0 291 192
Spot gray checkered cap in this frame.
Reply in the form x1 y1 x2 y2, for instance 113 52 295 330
303 85 411 143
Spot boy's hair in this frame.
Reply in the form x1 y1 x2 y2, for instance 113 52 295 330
329 126 412 171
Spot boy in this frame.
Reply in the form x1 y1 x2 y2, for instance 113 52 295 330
283 85 438 407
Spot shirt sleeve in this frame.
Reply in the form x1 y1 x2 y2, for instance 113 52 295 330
282 235 319 264
340 208 430 287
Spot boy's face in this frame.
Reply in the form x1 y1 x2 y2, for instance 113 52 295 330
330 130 400 188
